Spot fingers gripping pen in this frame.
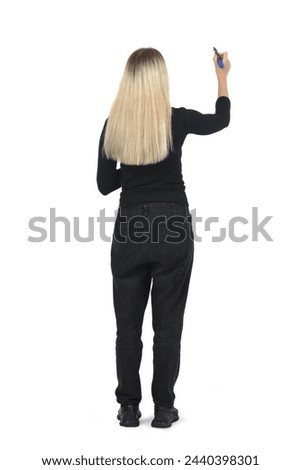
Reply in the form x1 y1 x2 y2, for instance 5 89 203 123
213 47 224 68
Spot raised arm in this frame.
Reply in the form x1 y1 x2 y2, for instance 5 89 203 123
96 119 121 195
178 97 230 135
178 51 231 136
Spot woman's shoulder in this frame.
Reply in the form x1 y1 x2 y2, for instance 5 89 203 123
172 106 198 119
171 106 191 123
172 106 188 114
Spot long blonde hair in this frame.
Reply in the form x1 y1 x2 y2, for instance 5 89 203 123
103 48 173 166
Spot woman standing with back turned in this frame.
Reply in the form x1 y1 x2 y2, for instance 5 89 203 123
97 47 231 428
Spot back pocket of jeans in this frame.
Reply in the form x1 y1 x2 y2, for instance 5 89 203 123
152 217 191 259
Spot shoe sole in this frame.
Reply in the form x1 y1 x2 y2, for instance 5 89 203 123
119 422 140 427
117 413 141 427
151 415 179 428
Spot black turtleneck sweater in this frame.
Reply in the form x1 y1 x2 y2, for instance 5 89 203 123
96 96 230 208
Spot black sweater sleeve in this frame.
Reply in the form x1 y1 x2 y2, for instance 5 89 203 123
178 96 231 135
96 119 121 195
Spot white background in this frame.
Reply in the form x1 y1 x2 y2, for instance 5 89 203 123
1 1 300 469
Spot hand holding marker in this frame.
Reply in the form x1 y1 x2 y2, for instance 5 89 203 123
213 47 224 68
213 48 230 97
213 48 231 79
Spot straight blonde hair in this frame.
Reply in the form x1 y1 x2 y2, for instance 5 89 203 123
103 48 173 166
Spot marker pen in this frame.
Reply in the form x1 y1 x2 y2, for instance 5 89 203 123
213 47 224 68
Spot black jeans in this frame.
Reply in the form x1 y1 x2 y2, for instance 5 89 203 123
110 201 194 408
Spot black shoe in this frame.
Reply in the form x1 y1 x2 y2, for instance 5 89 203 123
117 404 141 427
151 406 179 428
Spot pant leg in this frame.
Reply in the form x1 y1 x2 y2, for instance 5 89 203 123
148 205 194 407
110 209 151 405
